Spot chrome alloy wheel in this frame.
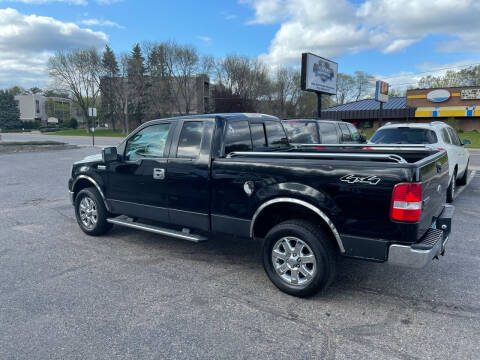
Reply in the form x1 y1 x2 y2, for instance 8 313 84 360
79 196 98 229
271 236 316 286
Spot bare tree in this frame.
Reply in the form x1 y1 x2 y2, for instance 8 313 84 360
336 73 356 104
48 48 102 130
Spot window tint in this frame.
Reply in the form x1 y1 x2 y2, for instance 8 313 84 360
347 123 361 142
250 123 267 148
282 121 319 144
177 121 204 158
318 123 338 143
370 128 438 144
339 123 352 142
125 123 171 161
441 128 452 144
225 120 252 154
447 128 461 146
265 121 288 147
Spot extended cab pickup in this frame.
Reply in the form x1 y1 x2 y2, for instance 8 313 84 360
69 113 454 297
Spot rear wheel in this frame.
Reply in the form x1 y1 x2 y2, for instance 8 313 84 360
457 161 469 186
262 219 337 297
446 170 456 203
75 187 112 236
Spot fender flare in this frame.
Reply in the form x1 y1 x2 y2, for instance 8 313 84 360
250 197 345 253
72 175 110 212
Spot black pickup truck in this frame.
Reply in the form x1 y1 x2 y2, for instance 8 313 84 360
68 113 454 297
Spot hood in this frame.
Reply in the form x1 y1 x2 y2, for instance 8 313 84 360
74 153 103 165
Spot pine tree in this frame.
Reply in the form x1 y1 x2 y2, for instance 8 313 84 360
0 90 21 130
102 44 119 77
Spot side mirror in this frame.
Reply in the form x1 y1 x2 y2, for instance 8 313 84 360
102 146 118 163
462 139 472 146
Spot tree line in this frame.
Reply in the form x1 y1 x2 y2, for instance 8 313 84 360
44 42 381 132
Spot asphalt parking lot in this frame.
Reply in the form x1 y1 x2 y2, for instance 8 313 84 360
0 146 479 359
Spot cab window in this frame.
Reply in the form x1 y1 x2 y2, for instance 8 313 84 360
176 121 204 158
318 123 338 143
441 128 452 144
347 123 361 142
125 123 171 161
250 123 267 148
225 120 252 154
265 121 288 148
447 128 461 146
283 121 319 144
339 123 352 142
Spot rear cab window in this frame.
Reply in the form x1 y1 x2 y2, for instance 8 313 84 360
283 121 319 144
370 128 438 144
224 120 252 154
176 121 204 158
265 121 289 148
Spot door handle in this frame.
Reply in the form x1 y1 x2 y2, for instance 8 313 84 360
153 168 165 180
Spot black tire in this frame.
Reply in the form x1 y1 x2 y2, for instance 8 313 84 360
446 171 456 203
457 161 469 186
262 219 337 297
74 187 112 236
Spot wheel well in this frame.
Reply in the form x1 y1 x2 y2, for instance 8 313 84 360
73 178 96 201
252 202 341 253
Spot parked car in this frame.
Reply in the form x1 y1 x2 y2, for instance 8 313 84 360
69 113 452 297
282 119 366 144
369 122 471 202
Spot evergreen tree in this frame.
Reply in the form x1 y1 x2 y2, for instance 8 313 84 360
127 44 146 126
0 90 21 130
102 44 119 77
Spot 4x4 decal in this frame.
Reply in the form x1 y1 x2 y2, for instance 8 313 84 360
340 174 381 185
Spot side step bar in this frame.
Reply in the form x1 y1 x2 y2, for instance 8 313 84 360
107 216 208 243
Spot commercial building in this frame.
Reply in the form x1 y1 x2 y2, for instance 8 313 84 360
406 87 480 131
321 97 415 129
321 86 480 131
15 94 83 126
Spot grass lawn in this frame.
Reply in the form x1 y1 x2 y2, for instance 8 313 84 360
52 129 125 137
460 131 480 148
0 141 65 146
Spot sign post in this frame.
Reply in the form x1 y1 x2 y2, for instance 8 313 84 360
301 53 338 119
88 107 97 147
375 81 389 125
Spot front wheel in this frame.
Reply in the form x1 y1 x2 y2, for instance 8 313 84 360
262 219 337 297
74 187 112 236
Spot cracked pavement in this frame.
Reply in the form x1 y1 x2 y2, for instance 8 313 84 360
0 147 479 359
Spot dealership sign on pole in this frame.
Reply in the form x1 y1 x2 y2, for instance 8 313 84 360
375 80 389 103
301 53 338 118
301 53 338 95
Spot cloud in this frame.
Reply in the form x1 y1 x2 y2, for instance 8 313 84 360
197 35 212 43
374 59 480 91
96 0 123 4
243 0 480 67
0 8 108 88
79 18 125 29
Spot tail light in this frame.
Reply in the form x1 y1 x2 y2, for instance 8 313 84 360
362 146 373 150
315 146 325 149
390 183 422 222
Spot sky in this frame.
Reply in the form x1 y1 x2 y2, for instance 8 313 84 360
1 0 480 90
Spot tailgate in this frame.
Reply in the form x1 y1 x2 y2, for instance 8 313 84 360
416 150 449 238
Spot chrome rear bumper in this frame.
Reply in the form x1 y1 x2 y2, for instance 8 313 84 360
388 205 454 269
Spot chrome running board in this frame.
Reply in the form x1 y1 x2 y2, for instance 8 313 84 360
107 216 208 243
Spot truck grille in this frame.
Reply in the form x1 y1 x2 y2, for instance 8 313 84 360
411 228 444 250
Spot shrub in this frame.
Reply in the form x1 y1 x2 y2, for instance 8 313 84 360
63 117 78 129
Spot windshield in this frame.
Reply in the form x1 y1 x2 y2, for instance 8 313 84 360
370 128 438 144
